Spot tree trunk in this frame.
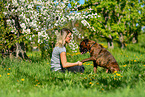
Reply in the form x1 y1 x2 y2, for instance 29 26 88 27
107 35 114 49
119 33 125 48
107 38 114 49
14 15 29 59
121 42 125 49
16 42 29 59
132 32 138 44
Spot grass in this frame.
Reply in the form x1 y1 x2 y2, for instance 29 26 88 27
0 35 145 97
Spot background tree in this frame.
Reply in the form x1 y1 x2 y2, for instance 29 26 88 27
80 0 145 48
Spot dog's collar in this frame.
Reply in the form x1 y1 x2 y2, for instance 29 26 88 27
89 42 96 52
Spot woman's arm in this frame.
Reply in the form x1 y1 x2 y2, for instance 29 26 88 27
60 52 82 68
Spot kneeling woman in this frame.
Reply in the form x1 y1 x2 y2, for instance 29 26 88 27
50 28 85 73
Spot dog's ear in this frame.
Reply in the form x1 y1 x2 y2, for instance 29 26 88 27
83 39 89 46
83 39 89 42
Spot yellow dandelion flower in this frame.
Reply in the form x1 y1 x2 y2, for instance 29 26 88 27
7 73 10 75
104 46 107 48
144 65 145 66
123 65 127 67
96 83 99 84
125 44 127 46
116 73 121 76
113 71 117 73
134 60 136 62
21 79 24 81
35 84 37 86
8 68 11 70
38 82 40 84
89 82 92 84
85 78 87 79
101 88 104 90
28 55 30 56
0 75 1 77
4 68 6 70
114 78 117 80
17 80 19 82
35 79 38 82
121 76 123 77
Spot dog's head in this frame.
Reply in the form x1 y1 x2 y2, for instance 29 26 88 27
79 39 90 54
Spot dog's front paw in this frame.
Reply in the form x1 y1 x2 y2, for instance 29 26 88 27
80 60 85 63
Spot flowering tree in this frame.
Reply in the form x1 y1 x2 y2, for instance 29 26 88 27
1 0 98 59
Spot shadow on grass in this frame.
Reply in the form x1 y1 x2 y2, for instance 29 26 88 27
98 77 123 90
126 45 145 54
118 60 145 66
27 56 51 63
97 74 142 91
141 44 145 48
14 67 70 86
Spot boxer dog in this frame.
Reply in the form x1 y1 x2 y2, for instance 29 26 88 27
79 39 120 73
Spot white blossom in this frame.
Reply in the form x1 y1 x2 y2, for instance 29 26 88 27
26 29 31 34
4 0 99 52
12 0 18 6
20 23 26 29
20 0 25 3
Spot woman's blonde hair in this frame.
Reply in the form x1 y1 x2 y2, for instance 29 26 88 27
55 28 72 47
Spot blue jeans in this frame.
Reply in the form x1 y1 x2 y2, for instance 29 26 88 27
60 65 85 73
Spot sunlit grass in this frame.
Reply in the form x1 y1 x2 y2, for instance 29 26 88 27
0 36 145 97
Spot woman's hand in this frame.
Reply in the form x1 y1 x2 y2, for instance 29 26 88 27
77 61 82 66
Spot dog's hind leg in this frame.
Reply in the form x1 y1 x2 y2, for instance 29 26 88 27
93 61 98 73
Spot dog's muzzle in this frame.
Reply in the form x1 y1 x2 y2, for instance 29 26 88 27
79 47 88 54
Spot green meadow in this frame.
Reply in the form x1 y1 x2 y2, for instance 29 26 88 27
0 34 145 97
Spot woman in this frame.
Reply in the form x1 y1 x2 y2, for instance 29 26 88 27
50 28 85 73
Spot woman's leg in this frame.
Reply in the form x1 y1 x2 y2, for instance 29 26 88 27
66 65 85 73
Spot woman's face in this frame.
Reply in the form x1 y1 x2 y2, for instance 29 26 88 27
65 33 72 43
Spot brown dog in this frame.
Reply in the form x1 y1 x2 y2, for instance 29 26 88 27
79 39 120 73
